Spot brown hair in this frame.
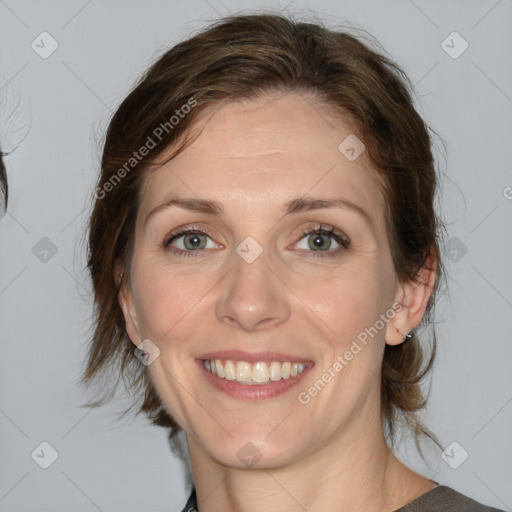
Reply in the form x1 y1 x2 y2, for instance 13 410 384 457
81 12 445 455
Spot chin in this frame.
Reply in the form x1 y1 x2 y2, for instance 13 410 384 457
198 428 309 470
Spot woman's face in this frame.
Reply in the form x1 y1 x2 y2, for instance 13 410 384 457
120 92 417 468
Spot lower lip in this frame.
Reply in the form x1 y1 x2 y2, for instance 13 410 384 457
196 360 313 400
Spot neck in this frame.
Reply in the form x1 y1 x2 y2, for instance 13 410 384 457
186 411 431 512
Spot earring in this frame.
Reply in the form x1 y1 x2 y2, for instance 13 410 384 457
397 327 412 342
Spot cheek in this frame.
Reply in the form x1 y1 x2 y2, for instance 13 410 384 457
302 263 391 342
131 261 211 340
305 267 389 409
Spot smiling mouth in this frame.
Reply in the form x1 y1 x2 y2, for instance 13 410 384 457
202 359 310 385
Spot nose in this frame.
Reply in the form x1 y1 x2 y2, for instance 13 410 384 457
215 247 291 331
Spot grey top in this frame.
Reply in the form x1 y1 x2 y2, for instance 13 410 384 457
180 485 506 511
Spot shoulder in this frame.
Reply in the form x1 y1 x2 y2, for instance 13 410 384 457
397 485 507 512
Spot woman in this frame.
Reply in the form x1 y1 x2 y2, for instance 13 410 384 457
81 13 505 512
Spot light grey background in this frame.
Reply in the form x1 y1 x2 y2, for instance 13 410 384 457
1 1 511 511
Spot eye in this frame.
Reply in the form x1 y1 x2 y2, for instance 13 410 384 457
161 224 349 259
294 224 350 257
162 227 220 258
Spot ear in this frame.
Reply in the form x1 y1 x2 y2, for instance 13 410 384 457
115 260 142 347
385 255 437 346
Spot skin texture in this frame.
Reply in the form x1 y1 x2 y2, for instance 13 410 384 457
119 92 437 512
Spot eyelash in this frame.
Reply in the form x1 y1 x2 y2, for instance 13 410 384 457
161 224 350 259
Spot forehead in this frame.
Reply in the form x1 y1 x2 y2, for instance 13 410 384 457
139 92 384 218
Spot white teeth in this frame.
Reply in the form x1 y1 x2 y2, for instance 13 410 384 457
203 359 308 384
215 359 224 378
293 363 306 376
224 360 236 380
269 361 282 381
236 361 252 382
252 362 269 383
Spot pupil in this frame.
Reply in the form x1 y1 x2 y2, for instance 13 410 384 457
186 234 202 249
310 233 330 250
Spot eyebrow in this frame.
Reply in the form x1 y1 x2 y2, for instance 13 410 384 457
144 195 373 228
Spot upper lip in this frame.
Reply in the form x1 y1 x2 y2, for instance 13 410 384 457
197 350 313 364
